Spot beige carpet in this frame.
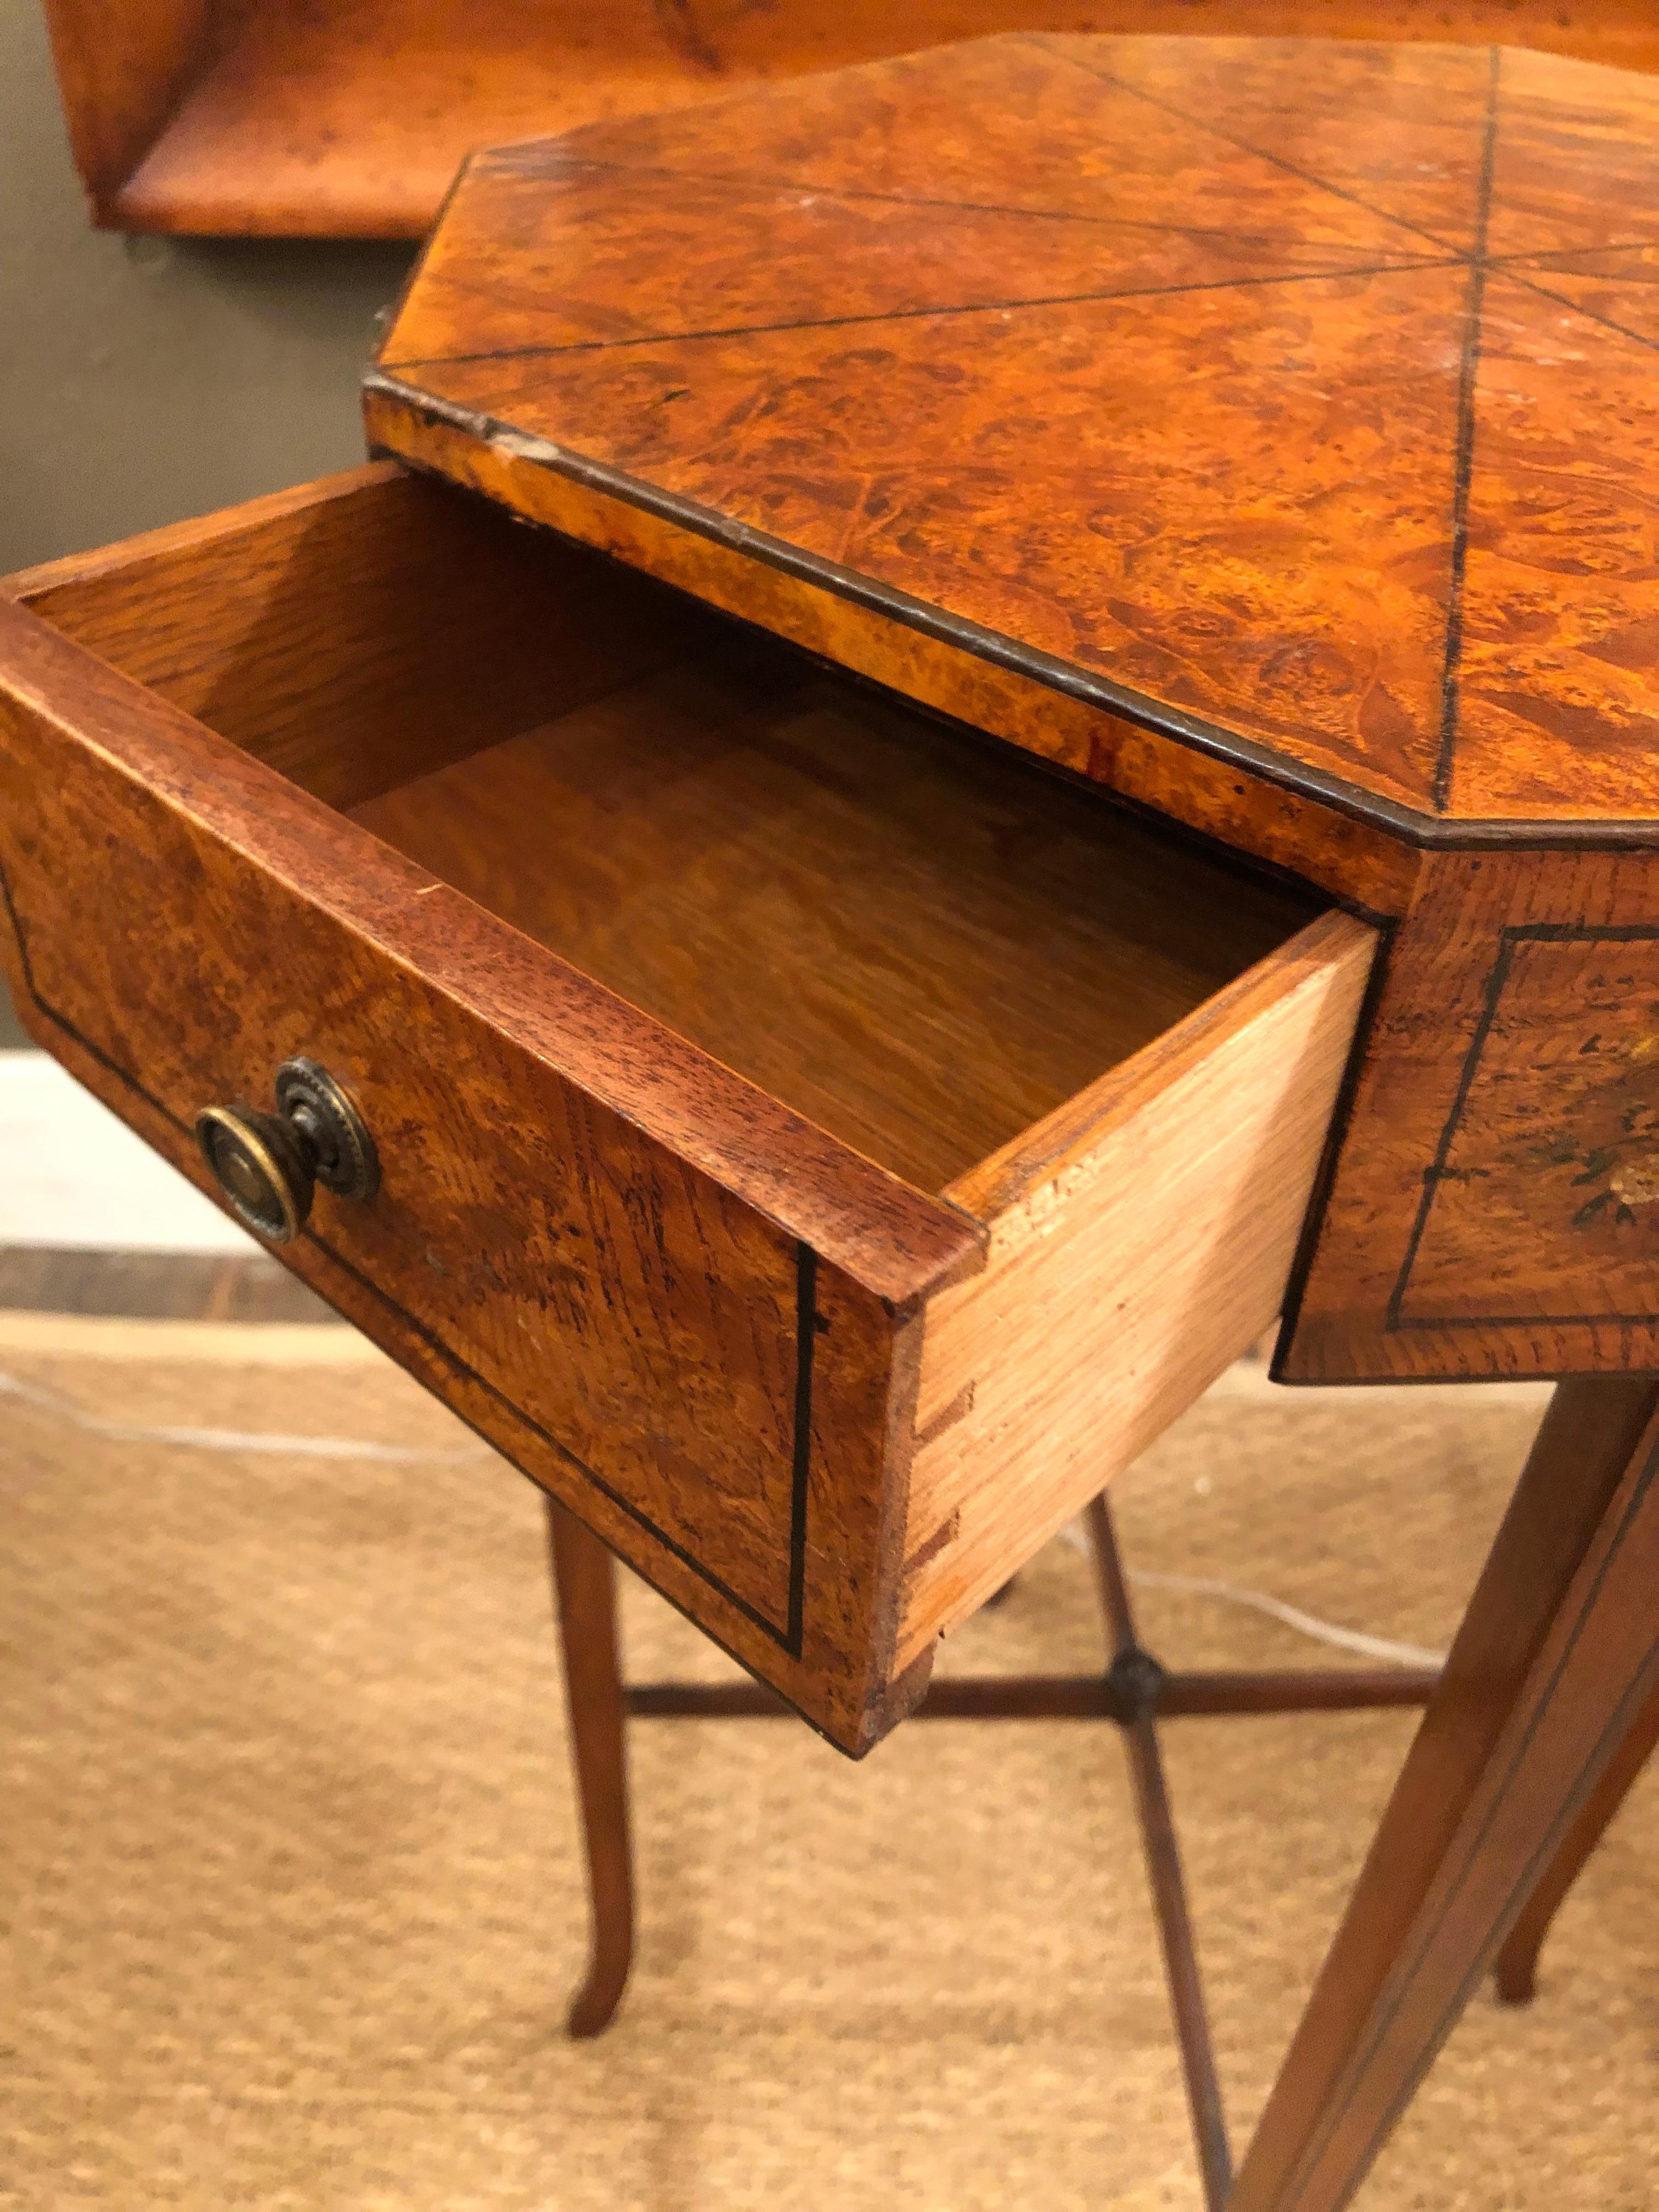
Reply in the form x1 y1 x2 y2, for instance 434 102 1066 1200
1 1320 1654 2210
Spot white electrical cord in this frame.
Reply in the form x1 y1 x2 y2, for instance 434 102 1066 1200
3 1365 1448 1667
0 1367 493 1465
1057 1517 1446 1671
1123 1566 1444 1671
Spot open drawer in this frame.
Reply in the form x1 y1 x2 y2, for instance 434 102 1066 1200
0 462 1376 1752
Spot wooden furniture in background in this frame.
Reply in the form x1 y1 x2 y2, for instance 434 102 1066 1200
39 2 1659 238
5 29 1658 2208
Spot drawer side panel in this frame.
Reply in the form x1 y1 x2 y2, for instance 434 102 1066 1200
899 912 1376 1669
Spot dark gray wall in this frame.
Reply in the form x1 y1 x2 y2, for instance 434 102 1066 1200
0 0 417 1044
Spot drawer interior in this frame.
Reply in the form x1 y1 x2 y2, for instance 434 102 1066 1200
20 468 1321 1194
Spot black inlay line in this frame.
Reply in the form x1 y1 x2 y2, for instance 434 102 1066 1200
1346 1651 1659 2199
310 1229 802 1649
0 851 806 1653
373 375 1659 853
787 1244 817 1661
1430 46 1503 819
1444 921 1659 943
1486 239 1659 271
379 252 1460 373
1386 926 1514 1331
489 145 1443 256
651 0 722 76
1272 915 1400 1380
1272 1442 1659 2210
1387 922 1659 1332
0 855 148 1110
1500 268 1659 357
376 150 478 373
1025 34 1478 263
1398 1309 1659 1331
1277 1361 1659 1392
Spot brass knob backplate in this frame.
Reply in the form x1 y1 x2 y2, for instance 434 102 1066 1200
275 1057 380 1203
196 1059 379 1246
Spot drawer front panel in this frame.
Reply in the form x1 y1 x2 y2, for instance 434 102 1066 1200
1282 849 1659 1382
0 658 921 1748
1396 926 1659 1328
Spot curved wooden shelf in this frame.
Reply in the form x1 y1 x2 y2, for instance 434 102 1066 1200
42 1 1659 240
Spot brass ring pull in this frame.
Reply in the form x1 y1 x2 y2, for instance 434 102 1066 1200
196 1105 314 1244
196 1059 379 1246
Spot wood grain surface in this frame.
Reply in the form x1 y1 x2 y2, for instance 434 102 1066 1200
0 468 1355 1742
1492 1662 1659 2005
898 910 1376 1667
352 642 1312 1192
367 389 1421 917
360 34 1659 1381
39 0 211 209
1232 1376 1659 2211
7 464 711 814
369 32 1659 835
1282 845 1659 1379
0 583 990 1751
42 4 1659 237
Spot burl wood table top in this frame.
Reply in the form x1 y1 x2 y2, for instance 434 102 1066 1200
367 33 1659 838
